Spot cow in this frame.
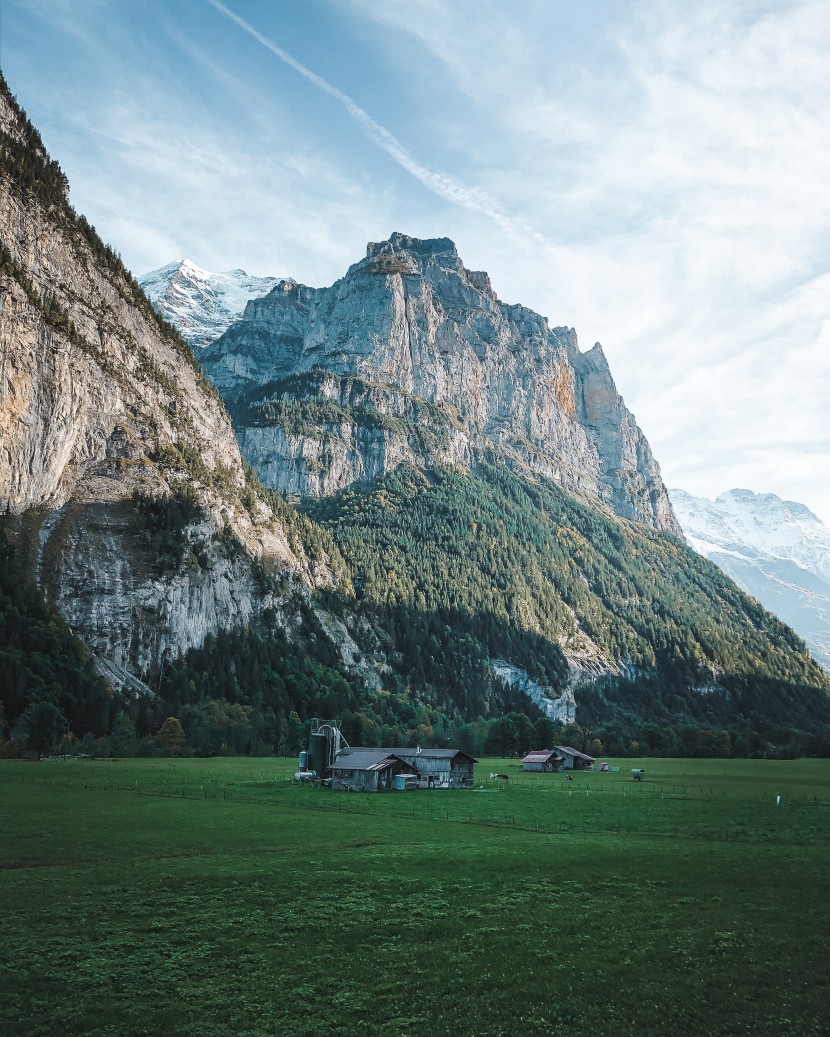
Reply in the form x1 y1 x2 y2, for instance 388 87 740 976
490 772 510 781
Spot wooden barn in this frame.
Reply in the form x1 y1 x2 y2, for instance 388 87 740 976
522 749 565 772
328 749 417 792
332 747 477 790
393 748 477 788
555 745 595 770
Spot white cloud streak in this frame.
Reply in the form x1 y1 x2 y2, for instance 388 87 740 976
204 0 545 244
334 0 830 522
10 0 827 519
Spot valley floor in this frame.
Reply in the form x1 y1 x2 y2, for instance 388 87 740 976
2 757 828 1036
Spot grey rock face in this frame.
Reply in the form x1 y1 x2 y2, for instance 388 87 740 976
0 205 242 516
231 371 474 497
32 500 301 678
0 87 314 681
202 232 680 533
491 660 576 723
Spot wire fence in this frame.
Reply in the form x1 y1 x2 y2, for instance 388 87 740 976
8 769 830 847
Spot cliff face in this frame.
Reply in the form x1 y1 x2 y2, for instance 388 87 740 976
0 80 312 685
202 233 681 534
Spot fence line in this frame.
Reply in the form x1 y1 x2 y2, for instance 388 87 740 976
9 773 828 847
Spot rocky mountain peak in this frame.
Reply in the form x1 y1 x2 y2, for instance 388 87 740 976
358 234 498 302
355 233 463 280
368 231 459 259
581 341 610 370
198 232 681 534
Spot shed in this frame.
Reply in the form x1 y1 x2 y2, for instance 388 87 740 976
554 746 595 770
329 749 417 792
522 749 565 772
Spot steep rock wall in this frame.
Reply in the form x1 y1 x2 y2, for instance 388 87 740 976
202 233 681 533
0 83 314 681
24 500 303 680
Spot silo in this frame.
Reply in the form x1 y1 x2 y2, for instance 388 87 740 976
309 732 329 778
308 718 349 779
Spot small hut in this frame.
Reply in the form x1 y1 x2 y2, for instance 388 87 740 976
522 749 565 772
329 749 417 792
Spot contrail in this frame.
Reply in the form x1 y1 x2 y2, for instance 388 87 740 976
205 0 545 243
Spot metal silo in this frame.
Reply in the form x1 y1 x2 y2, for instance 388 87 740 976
308 718 348 779
309 732 328 777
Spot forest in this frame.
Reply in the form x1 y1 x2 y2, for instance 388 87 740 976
3 461 829 761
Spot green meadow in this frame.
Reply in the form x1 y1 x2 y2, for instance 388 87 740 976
2 757 829 1037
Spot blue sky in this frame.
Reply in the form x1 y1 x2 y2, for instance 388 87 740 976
3 0 829 523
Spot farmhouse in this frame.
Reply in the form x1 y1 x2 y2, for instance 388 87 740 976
332 746 477 790
522 749 565 772
328 749 418 792
555 745 595 770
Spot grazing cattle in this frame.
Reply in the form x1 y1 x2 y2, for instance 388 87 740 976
490 772 510 781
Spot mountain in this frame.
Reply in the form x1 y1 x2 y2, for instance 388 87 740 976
2 74 828 758
140 259 279 349
670 489 830 673
186 234 827 752
200 233 681 534
0 73 349 736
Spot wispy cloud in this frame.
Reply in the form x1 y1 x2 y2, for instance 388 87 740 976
204 0 545 244
344 0 830 520
7 0 828 520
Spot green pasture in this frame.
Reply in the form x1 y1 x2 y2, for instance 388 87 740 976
2 758 829 1037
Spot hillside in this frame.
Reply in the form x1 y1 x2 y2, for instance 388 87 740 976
309 465 829 751
147 462 830 757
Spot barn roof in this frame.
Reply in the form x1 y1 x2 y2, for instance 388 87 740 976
554 745 595 763
522 750 564 764
394 748 478 764
330 749 417 773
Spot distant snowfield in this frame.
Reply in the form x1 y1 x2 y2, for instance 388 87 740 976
140 259 280 349
670 488 830 673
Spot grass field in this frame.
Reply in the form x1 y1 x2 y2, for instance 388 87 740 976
2 756 829 1036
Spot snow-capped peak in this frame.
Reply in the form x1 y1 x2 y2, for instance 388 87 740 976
672 487 830 578
139 259 280 349
669 487 830 672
